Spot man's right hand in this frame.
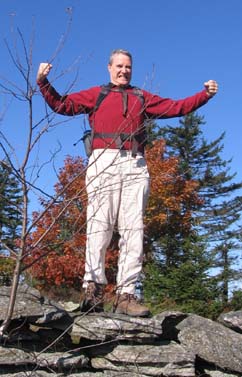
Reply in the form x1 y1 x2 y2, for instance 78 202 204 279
36 63 53 82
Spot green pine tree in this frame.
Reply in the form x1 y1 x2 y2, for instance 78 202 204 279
144 113 242 315
0 162 22 255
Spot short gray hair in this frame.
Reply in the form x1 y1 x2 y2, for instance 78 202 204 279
109 49 132 65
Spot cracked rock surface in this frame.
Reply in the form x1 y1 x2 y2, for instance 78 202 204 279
1 285 242 377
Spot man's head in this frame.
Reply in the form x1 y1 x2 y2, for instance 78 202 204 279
108 49 132 87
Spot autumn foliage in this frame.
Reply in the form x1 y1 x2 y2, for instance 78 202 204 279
25 156 118 297
24 156 87 293
25 141 202 299
145 139 202 245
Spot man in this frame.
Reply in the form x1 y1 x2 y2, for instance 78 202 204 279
37 49 218 317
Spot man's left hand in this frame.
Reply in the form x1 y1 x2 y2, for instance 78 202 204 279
204 80 218 97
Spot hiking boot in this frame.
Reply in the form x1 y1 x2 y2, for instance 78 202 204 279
80 281 104 313
113 293 150 317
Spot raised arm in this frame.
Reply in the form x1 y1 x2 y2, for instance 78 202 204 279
144 79 218 119
36 63 98 116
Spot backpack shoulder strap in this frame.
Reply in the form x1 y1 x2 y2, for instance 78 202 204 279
93 84 144 113
93 84 112 112
131 86 144 106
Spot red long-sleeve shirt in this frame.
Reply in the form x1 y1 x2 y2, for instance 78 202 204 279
38 79 210 153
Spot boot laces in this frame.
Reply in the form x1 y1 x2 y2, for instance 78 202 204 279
120 293 140 304
86 281 103 303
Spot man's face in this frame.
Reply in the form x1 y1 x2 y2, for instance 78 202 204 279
108 53 132 86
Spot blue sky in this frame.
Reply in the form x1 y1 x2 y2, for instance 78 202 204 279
0 0 242 212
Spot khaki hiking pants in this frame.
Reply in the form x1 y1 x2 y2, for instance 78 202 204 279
83 148 150 294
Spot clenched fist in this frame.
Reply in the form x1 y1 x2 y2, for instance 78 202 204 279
204 80 218 97
36 63 53 82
